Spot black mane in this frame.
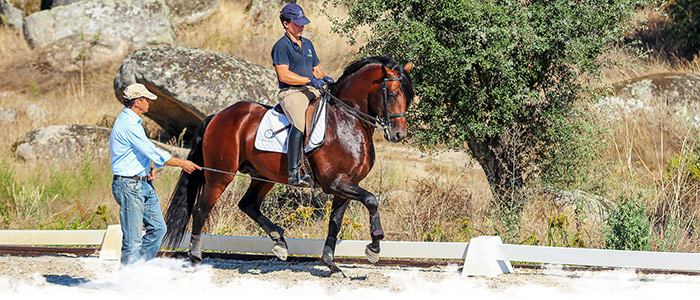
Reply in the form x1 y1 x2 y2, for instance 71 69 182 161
331 56 414 106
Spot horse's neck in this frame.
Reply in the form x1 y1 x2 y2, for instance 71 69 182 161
327 97 375 140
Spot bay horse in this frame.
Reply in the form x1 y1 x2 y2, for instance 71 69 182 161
163 56 414 276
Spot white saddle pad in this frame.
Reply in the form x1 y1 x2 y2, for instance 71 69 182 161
254 99 327 153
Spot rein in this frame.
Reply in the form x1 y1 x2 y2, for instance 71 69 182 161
319 72 406 135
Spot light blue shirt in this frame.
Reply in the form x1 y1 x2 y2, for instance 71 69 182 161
110 107 172 177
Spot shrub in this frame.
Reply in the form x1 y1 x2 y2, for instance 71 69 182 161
604 194 651 251
667 0 700 57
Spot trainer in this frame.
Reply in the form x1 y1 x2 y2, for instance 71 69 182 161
110 83 201 266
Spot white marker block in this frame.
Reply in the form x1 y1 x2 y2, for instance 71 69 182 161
462 236 513 277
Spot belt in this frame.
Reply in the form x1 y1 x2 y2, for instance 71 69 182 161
113 175 149 181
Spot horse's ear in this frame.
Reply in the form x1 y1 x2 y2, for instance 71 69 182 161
403 62 413 72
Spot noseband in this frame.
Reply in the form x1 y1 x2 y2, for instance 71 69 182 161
323 68 406 136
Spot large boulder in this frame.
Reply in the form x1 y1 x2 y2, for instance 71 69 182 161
601 73 700 128
13 125 112 162
539 188 614 225
12 124 188 162
37 33 128 72
611 73 700 105
113 45 278 136
0 0 23 30
166 0 220 26
23 0 175 49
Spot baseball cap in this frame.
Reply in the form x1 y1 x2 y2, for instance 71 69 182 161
280 3 310 26
123 83 157 100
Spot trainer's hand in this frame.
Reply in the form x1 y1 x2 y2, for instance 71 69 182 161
181 160 201 174
322 76 334 84
165 157 202 174
308 77 325 89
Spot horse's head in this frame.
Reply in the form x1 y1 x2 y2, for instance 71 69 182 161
372 62 414 143
332 56 415 143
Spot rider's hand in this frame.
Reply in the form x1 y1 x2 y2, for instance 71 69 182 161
322 76 334 84
308 77 325 89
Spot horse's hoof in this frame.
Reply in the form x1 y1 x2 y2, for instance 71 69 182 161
365 245 380 264
328 263 346 278
188 251 202 265
272 244 288 261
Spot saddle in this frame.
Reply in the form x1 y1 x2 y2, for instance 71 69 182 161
269 96 326 145
253 95 329 153
253 96 328 187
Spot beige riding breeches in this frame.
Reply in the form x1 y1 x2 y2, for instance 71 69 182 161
278 86 321 131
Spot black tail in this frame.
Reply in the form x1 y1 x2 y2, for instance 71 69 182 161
162 115 214 248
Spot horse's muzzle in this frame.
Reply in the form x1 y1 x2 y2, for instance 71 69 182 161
384 128 406 143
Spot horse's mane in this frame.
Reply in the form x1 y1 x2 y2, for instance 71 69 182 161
331 56 414 106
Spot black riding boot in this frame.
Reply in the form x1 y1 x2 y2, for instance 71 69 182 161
287 127 311 187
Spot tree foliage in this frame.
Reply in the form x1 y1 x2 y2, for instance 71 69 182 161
326 0 649 204
667 0 700 57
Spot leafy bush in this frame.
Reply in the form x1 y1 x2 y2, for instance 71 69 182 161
604 194 651 251
667 0 700 57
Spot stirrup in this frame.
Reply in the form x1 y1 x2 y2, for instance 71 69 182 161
288 169 311 187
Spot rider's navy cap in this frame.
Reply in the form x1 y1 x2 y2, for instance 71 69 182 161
280 3 310 26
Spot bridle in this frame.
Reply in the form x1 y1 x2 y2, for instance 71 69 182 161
320 66 406 136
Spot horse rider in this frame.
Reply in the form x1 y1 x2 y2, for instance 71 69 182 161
271 3 334 187
110 83 201 266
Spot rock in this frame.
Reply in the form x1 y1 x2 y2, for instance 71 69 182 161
601 73 700 128
23 0 175 49
37 33 128 72
12 125 111 162
248 0 294 25
166 0 220 26
0 104 49 124
12 124 189 162
113 45 278 136
19 104 50 123
540 187 614 224
0 0 24 30
611 73 700 105
48 0 81 8
0 107 17 123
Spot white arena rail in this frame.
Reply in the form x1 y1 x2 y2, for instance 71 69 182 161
2 226 700 277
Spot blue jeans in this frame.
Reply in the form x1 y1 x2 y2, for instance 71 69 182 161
111 177 167 265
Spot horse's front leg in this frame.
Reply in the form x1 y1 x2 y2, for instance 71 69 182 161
330 178 385 264
323 196 350 277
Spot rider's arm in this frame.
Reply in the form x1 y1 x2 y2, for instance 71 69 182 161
274 64 314 85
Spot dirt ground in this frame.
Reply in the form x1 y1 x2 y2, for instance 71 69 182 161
3 253 699 298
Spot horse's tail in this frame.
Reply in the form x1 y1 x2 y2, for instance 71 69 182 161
162 115 214 248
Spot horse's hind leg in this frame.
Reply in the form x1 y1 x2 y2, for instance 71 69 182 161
189 178 231 264
322 196 350 277
237 179 287 260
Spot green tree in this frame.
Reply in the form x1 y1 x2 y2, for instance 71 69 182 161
326 0 649 206
667 0 700 57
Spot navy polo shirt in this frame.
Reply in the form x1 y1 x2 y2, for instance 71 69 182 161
271 34 320 89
